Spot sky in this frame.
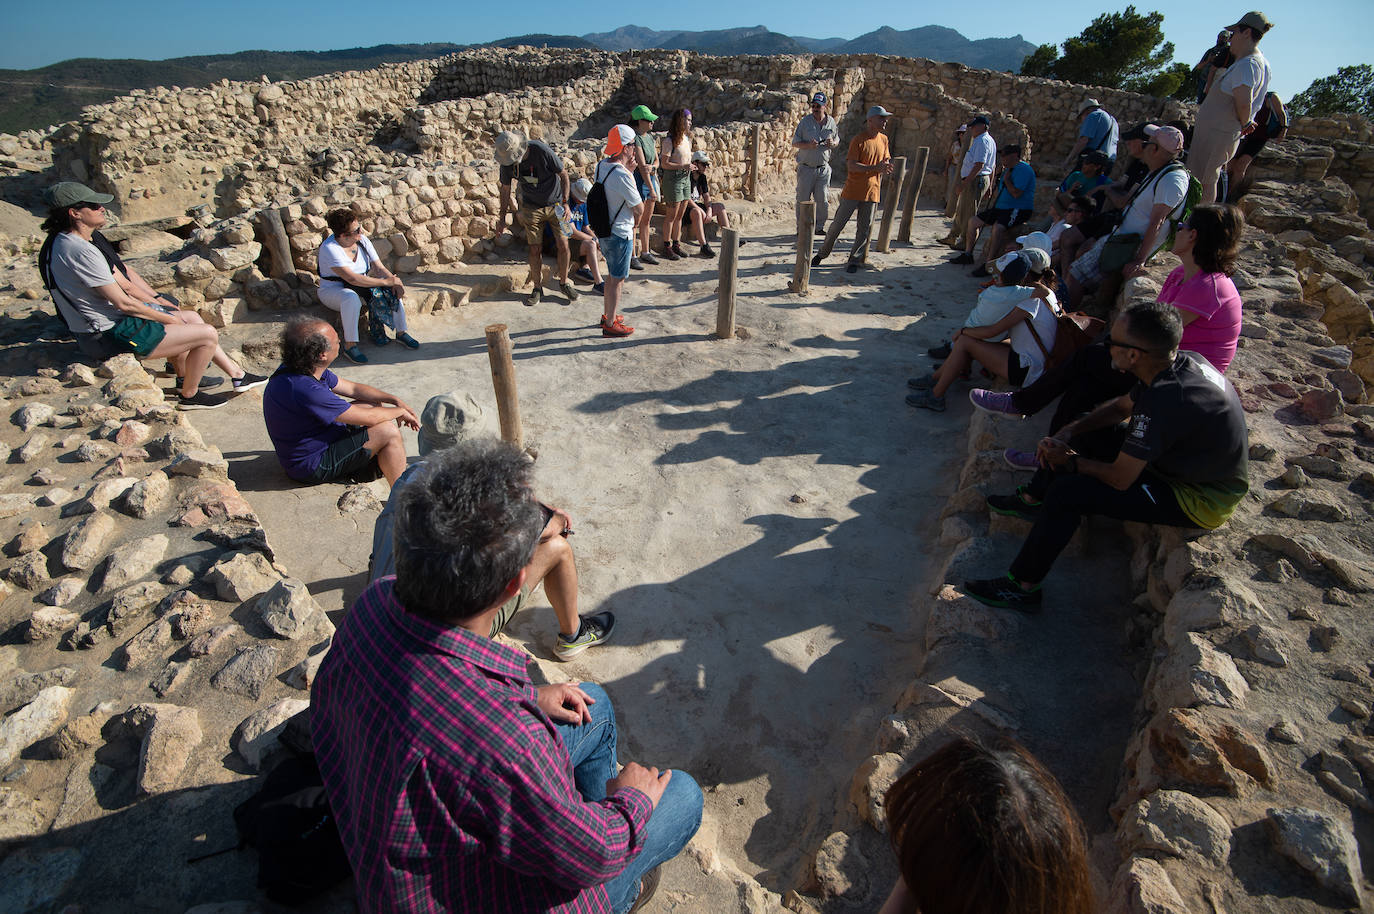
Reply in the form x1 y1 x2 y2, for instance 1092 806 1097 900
3 0 1370 102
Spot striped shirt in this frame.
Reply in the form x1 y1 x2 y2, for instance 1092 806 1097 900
311 578 653 913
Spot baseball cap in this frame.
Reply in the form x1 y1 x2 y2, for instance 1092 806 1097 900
604 124 635 157
1016 231 1053 258
571 178 591 201
811 92 827 105
1121 123 1149 142
493 130 528 167
418 392 497 456
1076 99 1100 116
867 105 893 118
1143 123 1185 153
1019 247 1052 274
630 104 658 123
1083 150 1110 168
1228 11 1273 33
970 115 991 127
955 124 968 133
44 182 114 208
995 252 1031 285
691 151 710 165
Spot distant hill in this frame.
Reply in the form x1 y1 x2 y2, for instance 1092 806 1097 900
483 34 598 50
837 26 1035 71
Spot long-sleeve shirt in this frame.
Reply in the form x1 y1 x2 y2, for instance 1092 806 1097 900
312 578 654 913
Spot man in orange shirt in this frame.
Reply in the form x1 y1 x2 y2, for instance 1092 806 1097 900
812 105 895 274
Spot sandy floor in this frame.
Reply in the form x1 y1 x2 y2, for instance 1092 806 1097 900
195 201 992 893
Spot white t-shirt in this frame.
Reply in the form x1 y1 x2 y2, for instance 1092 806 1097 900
961 132 997 179
1046 220 1072 247
1007 296 1061 386
50 232 122 332
1118 165 1189 237
596 159 641 239
318 234 380 280
1216 50 1272 121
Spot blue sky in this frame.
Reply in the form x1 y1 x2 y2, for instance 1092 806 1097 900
3 0 1369 102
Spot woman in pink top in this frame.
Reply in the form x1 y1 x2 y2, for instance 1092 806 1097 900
1157 203 1244 373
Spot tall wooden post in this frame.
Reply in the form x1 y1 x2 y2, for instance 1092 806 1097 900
876 156 907 253
792 201 815 294
747 124 762 202
897 146 930 245
260 207 294 278
716 228 739 339
484 324 522 447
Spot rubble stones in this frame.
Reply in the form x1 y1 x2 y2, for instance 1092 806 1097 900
6 550 52 590
1119 790 1233 865
1147 708 1274 794
211 644 279 700
0 686 73 771
27 606 79 642
1265 806 1364 905
231 698 309 770
60 510 118 571
205 550 278 602
1149 633 1250 711
124 703 203 795
35 575 82 608
254 577 326 640
0 667 77 714
100 533 169 591
123 470 170 517
1107 857 1189 914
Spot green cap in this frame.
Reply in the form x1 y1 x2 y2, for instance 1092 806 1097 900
630 104 658 123
44 181 114 208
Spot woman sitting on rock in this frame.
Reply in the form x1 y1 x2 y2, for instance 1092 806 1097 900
879 734 1094 914
1157 203 1245 374
316 207 418 364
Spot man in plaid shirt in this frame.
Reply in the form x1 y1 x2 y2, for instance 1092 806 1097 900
312 439 703 913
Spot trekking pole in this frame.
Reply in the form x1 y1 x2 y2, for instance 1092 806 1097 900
897 146 930 244
484 324 522 447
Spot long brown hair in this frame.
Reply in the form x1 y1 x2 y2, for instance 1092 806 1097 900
884 735 1095 914
668 108 690 146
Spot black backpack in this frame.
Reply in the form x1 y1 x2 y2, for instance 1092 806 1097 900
587 160 625 239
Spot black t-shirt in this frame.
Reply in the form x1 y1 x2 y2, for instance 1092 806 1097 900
1121 352 1249 527
691 172 709 200
499 139 564 208
1121 159 1148 194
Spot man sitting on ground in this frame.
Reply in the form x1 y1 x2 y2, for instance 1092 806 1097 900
963 301 1248 611
313 438 704 914
262 316 418 486
369 391 615 660
953 145 1035 276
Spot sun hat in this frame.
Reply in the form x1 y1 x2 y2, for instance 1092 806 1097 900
630 104 658 123
1016 231 1053 258
571 178 591 201
1019 247 1052 274
691 151 710 165
604 124 635 157
970 115 991 127
1076 99 1100 116
1228 11 1274 33
493 130 528 167
44 182 114 208
418 392 497 456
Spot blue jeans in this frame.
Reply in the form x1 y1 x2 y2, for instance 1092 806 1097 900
599 234 632 279
553 683 704 914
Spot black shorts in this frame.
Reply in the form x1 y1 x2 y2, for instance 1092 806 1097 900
976 208 1031 228
1007 354 1029 387
1234 133 1269 160
304 427 375 484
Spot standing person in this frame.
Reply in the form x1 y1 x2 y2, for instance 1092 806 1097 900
792 91 839 237
954 145 1036 275
629 105 660 269
940 115 996 251
812 105 895 274
317 207 419 364
495 129 580 306
943 125 968 218
1061 99 1119 173
1193 30 1236 103
657 109 696 261
595 126 645 338
1225 92 1288 198
1190 12 1274 205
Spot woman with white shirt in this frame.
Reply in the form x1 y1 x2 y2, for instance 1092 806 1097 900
1189 12 1274 205
317 207 419 364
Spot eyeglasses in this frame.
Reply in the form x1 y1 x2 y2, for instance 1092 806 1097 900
1106 337 1152 353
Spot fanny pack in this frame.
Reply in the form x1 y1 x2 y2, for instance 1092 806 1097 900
1099 232 1143 273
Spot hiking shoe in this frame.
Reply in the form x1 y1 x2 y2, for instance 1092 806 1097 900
177 390 229 411
559 282 580 303
963 576 1043 614
971 264 991 278
671 242 687 258
949 252 974 265
396 332 420 350
630 256 645 270
815 228 827 236
986 489 1042 521
574 266 595 282
628 866 662 914
906 391 946 411
342 344 368 364
175 375 224 390
230 372 269 392
811 253 824 267
969 389 1024 418
641 250 660 265
936 235 958 247
524 287 542 307
1003 449 1041 471
846 262 859 273
592 282 605 295
555 611 616 659
661 243 680 261
601 315 634 338
906 374 937 390
698 244 715 258
927 342 952 360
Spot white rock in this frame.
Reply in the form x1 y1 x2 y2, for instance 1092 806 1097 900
0 686 74 770
1266 806 1363 906
232 698 310 770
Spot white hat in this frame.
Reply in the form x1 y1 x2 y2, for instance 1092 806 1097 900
571 177 591 201
1016 231 1053 257
604 124 635 156
1076 99 1100 116
493 130 528 167
691 150 710 164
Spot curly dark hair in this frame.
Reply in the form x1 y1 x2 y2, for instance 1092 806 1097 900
280 316 332 375
392 439 542 623
40 205 78 235
668 108 690 146
325 207 359 239
1187 203 1245 275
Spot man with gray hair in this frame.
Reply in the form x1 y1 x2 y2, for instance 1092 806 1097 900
812 105 895 274
495 129 579 306
792 91 839 237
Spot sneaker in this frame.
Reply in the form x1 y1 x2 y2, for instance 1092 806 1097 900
906 374 937 390
559 282 580 303
986 489 1042 521
968 389 1024 418
698 244 715 258
846 262 859 273
906 391 946 411
175 375 225 390
949 252 974 265
671 242 686 258
592 282 605 295
640 251 660 265
927 342 952 359
936 235 958 247
555 611 616 659
177 390 229 411
815 228 827 236
963 576 1043 613
524 287 542 307
230 372 269 392
811 253 824 267
574 266 595 282
630 256 645 271
627 866 662 914
1003 448 1040 471
396 332 420 350
342 344 368 364
971 264 991 278
661 243 680 261
601 315 634 338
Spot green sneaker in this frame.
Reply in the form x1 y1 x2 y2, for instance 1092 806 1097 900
555 611 616 660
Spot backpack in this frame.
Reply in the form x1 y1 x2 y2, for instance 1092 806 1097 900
588 160 626 239
1159 169 1204 255
1025 297 1106 374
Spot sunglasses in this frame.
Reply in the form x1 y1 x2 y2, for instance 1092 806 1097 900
1106 337 1152 353
1175 220 1195 233
74 202 104 211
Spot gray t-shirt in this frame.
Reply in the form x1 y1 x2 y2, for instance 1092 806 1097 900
793 114 838 168
595 159 642 239
50 232 123 332
499 139 564 208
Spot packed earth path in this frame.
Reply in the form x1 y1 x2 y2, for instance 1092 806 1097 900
183 199 1140 910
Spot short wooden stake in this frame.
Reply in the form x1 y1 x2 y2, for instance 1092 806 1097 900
792 201 815 295
259 207 294 278
747 124 762 201
716 228 739 339
484 324 522 447
876 156 907 253
897 145 930 244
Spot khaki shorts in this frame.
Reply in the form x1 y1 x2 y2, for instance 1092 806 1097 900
489 587 528 638
520 204 561 247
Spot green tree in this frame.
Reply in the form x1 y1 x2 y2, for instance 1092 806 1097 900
1289 64 1374 119
1020 6 1178 95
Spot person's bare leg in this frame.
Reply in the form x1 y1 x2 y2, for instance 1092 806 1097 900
1066 273 1088 310
980 223 1005 265
523 519 580 636
689 205 708 246
582 240 604 283
527 242 542 289
931 336 1011 398
604 276 623 322
150 324 218 397
963 217 985 255
712 203 731 230
362 422 406 486
554 234 571 284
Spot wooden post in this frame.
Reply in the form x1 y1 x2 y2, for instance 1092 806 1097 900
716 228 739 339
897 146 930 245
875 156 907 254
259 207 294 278
792 201 815 295
484 324 522 448
747 124 762 202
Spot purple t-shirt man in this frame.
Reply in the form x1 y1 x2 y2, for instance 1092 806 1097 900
263 367 352 479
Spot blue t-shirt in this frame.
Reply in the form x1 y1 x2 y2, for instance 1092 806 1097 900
262 367 352 479
995 161 1036 211
1080 109 1119 162
570 201 589 233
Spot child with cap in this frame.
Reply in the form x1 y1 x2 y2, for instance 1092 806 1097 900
566 177 605 294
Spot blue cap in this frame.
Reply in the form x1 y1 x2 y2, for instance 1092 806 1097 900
811 92 827 105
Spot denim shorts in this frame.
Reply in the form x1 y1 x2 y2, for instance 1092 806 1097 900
599 234 632 280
